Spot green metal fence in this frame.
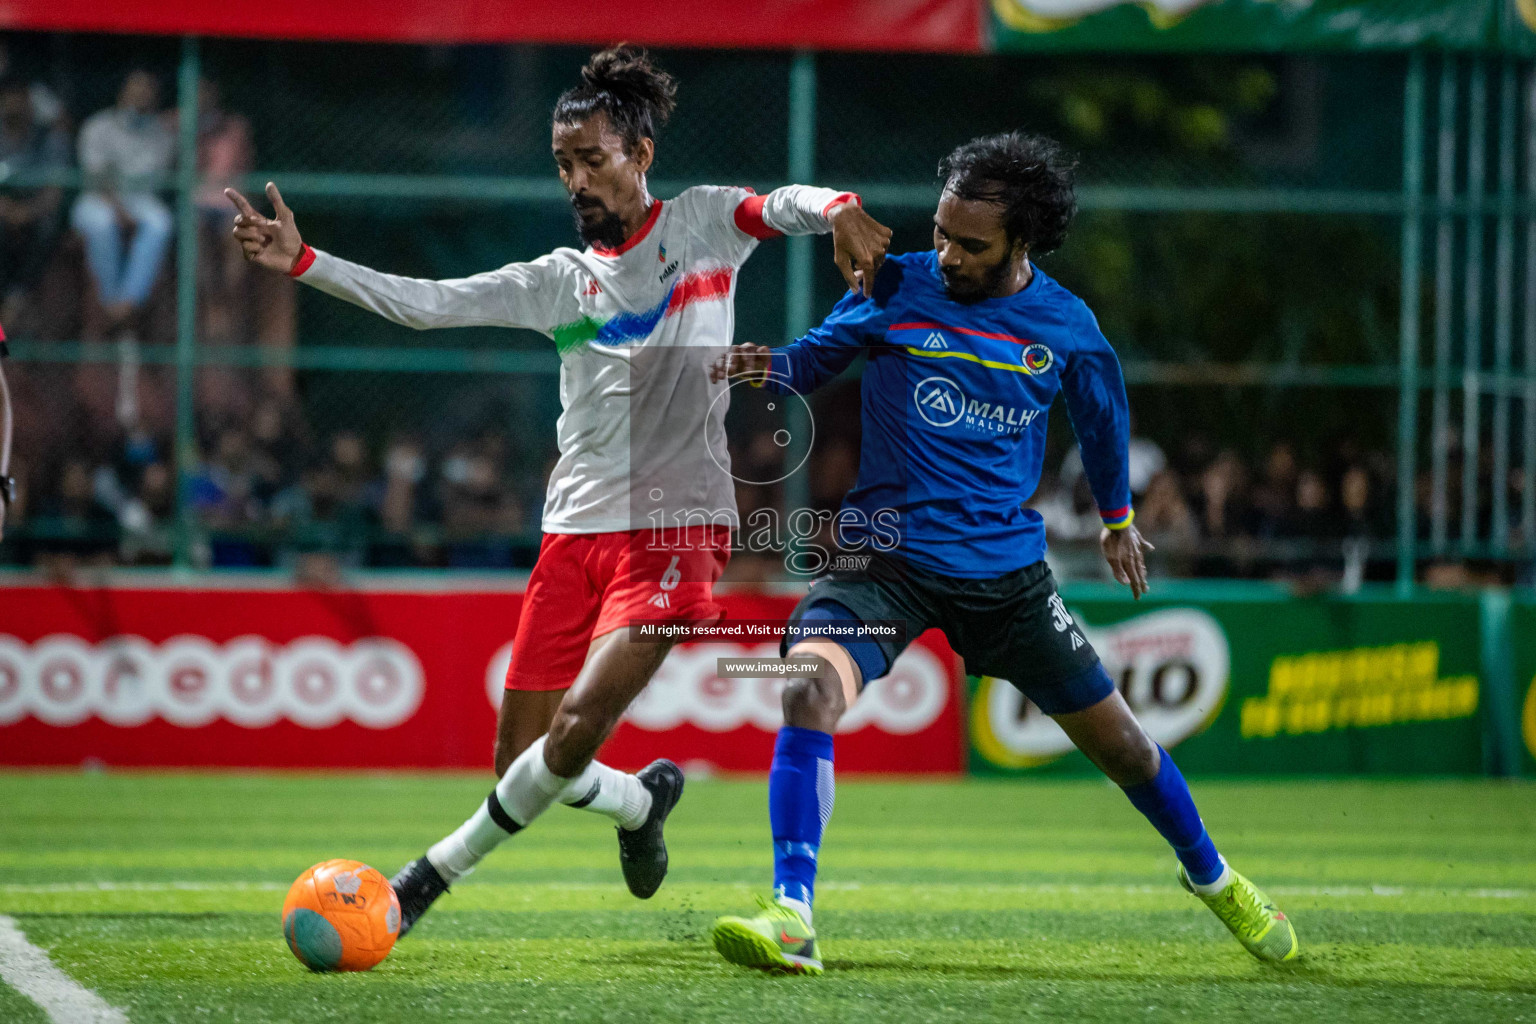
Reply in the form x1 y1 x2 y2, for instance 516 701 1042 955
2 36 1532 586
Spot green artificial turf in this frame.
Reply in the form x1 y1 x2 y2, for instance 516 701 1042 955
1 773 1533 1023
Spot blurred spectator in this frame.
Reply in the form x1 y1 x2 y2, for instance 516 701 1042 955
1276 469 1332 541
1194 449 1250 541
1137 469 1198 549
248 392 309 491
440 434 524 567
1251 441 1299 538
270 444 371 573
188 427 265 532
0 43 63 128
32 456 117 567
365 433 443 567
117 459 175 565
1060 418 1166 499
370 434 432 535
1032 472 1105 542
1339 463 1382 542
0 76 69 334
269 432 373 555
71 69 175 338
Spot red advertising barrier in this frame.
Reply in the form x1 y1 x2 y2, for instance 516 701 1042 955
5 1 983 53
0 585 964 774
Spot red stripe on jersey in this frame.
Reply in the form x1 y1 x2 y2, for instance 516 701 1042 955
666 269 735 315
733 194 782 240
889 320 1037 347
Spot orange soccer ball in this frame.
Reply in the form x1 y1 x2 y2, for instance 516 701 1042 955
281 859 401 972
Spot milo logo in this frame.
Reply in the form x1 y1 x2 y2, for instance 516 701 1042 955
971 608 1229 768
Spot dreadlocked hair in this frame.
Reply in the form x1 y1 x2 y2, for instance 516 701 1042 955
553 45 678 153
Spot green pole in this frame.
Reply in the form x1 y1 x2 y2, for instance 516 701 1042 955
783 52 816 529
1430 57 1457 554
173 38 201 569
1524 64 1536 552
1461 59 1487 552
1396 54 1426 594
1490 59 1517 554
1478 589 1520 776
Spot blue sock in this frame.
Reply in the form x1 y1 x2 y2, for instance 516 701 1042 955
769 726 835 908
1121 745 1225 885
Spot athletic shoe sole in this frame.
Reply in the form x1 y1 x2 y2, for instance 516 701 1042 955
710 919 823 975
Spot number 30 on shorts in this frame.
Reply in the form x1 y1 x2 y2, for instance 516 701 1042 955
1047 593 1074 633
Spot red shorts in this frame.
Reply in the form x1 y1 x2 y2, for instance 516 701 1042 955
504 525 732 692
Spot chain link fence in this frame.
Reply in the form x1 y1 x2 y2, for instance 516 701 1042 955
0 33 1529 588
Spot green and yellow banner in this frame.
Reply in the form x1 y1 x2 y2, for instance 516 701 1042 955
1512 602 1536 775
991 0 1536 55
969 594 1490 775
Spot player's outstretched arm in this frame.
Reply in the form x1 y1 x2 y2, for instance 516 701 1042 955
227 183 568 334
1060 308 1153 596
737 187 892 298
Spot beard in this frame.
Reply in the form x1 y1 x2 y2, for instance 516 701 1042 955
571 198 627 250
941 256 1013 304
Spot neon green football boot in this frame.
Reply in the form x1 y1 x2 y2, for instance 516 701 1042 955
711 896 823 975
1180 864 1300 963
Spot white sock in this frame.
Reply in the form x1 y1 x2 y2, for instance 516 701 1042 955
558 760 652 830
776 894 813 927
1188 857 1232 896
427 736 570 884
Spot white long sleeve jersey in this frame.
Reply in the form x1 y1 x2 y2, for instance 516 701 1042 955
297 184 856 534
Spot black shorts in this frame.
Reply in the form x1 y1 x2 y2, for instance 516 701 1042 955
780 553 1111 716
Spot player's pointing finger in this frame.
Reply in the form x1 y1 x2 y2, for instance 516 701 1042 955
224 188 259 218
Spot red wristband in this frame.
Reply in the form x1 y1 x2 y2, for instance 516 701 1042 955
288 244 316 278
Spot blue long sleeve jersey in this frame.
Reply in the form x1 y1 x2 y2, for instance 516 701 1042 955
765 250 1133 578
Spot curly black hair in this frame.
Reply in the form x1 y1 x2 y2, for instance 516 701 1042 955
552 46 678 154
937 132 1078 255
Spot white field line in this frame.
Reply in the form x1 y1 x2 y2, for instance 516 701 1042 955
818 881 1536 900
0 915 127 1024
0 880 1531 900
0 881 286 894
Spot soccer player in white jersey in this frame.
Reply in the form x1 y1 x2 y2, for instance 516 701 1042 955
229 47 892 932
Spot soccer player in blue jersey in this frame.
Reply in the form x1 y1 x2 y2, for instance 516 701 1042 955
707 132 1298 974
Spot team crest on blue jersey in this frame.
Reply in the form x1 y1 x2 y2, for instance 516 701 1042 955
1021 343 1054 374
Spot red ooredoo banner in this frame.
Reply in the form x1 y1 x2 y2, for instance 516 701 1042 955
3 2 983 54
0 585 964 774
